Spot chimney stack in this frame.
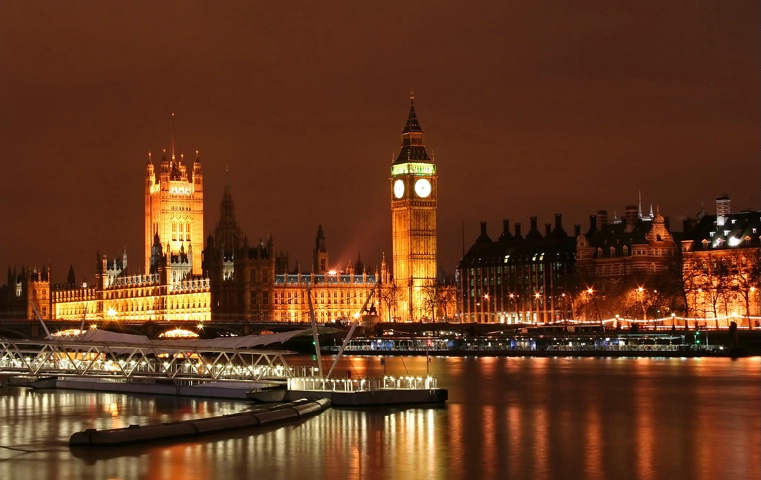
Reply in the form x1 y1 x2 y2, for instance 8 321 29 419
597 210 608 230
625 205 638 232
716 195 730 226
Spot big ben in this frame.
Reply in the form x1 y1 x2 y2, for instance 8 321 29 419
390 92 437 322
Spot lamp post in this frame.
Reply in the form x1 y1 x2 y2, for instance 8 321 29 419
484 293 490 324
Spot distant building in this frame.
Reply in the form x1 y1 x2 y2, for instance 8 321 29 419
457 216 577 323
679 196 761 327
1 266 52 320
576 204 676 281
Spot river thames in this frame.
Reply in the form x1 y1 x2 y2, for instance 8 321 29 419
1 356 758 480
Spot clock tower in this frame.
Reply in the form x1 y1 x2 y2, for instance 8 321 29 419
390 92 438 322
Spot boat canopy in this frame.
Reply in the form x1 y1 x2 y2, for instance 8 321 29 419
46 327 336 350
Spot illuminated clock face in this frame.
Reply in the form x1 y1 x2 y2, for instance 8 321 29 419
414 178 432 198
393 179 405 199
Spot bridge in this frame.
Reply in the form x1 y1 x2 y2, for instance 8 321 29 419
0 335 318 385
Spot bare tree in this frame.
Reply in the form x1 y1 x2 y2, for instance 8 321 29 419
437 284 457 321
421 283 438 322
377 281 398 322
692 253 731 323
726 248 761 327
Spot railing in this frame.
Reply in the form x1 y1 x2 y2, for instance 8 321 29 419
288 375 438 393
0 338 295 383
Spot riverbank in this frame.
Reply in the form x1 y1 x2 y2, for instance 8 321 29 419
322 327 761 357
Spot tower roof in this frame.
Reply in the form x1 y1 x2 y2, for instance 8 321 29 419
402 91 423 134
394 91 432 166
214 170 242 253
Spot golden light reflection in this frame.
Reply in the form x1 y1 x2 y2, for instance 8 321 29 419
583 403 603 478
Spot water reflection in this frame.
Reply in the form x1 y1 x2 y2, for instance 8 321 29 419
0 357 758 480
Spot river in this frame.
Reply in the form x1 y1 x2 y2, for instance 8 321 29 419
1 356 758 480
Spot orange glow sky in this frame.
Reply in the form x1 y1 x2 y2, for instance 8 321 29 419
1 2 758 283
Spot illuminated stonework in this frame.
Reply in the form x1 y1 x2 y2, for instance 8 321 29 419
680 198 761 327
145 149 204 275
52 252 211 322
271 270 376 323
390 93 438 321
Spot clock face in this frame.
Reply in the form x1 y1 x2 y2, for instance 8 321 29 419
414 178 432 198
393 179 405 199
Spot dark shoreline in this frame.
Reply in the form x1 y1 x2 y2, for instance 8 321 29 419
332 349 755 358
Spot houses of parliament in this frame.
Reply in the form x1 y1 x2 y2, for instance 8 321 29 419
3 95 758 329
1 95 441 326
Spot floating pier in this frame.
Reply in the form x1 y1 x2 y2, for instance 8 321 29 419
285 375 447 406
69 397 330 447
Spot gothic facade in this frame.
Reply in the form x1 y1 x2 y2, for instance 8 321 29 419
203 178 379 323
390 92 438 322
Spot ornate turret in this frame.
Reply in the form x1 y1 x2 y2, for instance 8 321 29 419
215 170 242 255
313 225 329 274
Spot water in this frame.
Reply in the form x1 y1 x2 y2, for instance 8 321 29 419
0 356 758 480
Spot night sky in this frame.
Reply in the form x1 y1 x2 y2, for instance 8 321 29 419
1 1 758 284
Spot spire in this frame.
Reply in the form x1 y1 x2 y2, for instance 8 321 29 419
395 91 431 165
402 89 423 133
170 113 176 159
215 173 242 253
638 190 643 218
315 224 326 252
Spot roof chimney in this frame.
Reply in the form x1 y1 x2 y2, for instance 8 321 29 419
476 221 492 243
545 223 551 236
499 219 513 242
574 224 581 237
716 195 730 226
625 205 638 232
597 210 608 230
515 222 522 239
